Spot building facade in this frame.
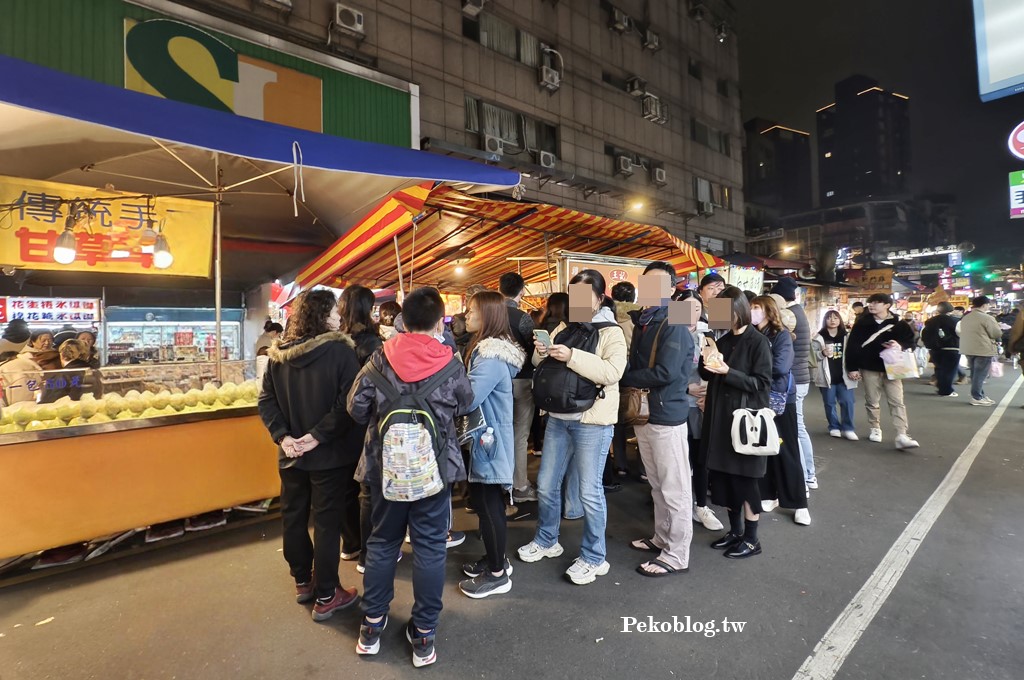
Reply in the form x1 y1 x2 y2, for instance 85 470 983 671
1 0 745 255
742 117 812 235
817 74 911 207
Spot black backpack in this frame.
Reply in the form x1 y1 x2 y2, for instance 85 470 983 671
533 322 618 413
366 357 462 502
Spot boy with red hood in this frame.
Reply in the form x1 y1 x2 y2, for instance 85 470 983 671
347 286 474 668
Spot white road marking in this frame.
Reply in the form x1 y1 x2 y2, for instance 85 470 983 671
792 375 1023 680
35 617 54 627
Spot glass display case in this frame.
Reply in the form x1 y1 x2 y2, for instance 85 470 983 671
104 307 244 364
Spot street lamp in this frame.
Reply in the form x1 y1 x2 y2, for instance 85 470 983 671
768 245 796 259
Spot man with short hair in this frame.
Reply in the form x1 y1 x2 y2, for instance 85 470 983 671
770 276 817 488
499 272 539 502
921 302 960 397
956 295 1002 406
846 293 920 450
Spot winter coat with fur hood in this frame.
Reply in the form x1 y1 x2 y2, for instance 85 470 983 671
258 331 364 471
462 337 525 487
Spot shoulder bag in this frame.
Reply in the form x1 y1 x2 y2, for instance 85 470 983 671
730 369 780 456
619 318 668 426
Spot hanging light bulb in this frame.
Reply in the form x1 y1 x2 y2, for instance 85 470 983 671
153 233 174 269
140 218 158 246
53 213 77 265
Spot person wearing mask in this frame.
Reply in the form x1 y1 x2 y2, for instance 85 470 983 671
39 339 95 403
347 286 474 667
770 277 816 490
254 319 284 357
457 291 525 598
812 310 858 437
518 270 627 585
76 330 101 369
751 296 810 526
0 319 31 363
451 284 487 358
956 295 1003 406
609 281 643 485
621 262 696 575
699 287 773 559
337 285 384 568
500 272 539 505
845 293 919 450
921 302 960 398
257 289 362 622
378 301 403 342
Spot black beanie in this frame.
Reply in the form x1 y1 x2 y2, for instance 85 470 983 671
2 319 30 344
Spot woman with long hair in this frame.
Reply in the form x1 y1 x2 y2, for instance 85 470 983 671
258 289 362 620
377 301 402 342
457 291 525 598
540 292 569 333
812 309 857 438
517 270 628 585
751 296 810 526
699 287 774 559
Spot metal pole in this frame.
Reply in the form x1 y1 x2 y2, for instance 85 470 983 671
100 286 108 366
214 153 223 383
393 234 405 298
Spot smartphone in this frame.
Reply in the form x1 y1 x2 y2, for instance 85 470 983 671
533 329 552 348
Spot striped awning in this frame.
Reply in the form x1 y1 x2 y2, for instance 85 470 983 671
302 186 724 292
295 182 433 289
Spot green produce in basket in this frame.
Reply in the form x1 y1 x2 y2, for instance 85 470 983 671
56 402 80 421
217 382 238 406
184 389 201 407
89 412 112 424
104 396 126 418
0 423 24 434
199 386 219 405
68 416 90 427
127 396 147 414
35 405 57 421
152 391 171 409
140 407 163 419
12 407 36 426
115 410 134 421
79 398 99 419
169 393 187 411
24 420 48 431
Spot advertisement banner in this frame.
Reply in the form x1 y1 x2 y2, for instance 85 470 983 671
1010 170 1024 218
565 258 650 295
5 297 100 324
846 268 893 295
725 266 765 294
0 175 214 277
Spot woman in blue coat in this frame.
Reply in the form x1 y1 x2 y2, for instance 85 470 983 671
458 291 526 599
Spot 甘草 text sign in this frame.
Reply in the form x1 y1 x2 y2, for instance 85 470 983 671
0 175 214 277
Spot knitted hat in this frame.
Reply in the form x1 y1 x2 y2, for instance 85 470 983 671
2 319 30 344
771 276 800 302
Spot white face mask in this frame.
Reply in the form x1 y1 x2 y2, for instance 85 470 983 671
750 308 765 326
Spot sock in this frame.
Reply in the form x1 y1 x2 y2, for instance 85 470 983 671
727 509 743 536
743 518 759 544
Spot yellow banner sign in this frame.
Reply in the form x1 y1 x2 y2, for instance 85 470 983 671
0 175 214 277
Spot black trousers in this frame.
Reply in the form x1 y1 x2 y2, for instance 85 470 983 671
469 483 508 573
688 432 708 506
280 464 357 599
934 350 960 396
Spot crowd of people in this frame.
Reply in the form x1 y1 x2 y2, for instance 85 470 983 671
0 320 102 406
256 271 1024 668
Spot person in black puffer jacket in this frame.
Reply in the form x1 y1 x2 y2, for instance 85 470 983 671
921 301 960 397
259 289 362 619
770 276 815 488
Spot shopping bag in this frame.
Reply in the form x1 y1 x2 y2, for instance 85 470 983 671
882 348 920 380
990 358 1004 378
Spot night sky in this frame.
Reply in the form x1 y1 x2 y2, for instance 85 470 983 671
738 0 1024 265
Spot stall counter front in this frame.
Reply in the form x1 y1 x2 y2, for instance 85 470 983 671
0 409 279 558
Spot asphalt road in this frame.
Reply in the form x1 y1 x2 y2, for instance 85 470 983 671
2 368 1022 680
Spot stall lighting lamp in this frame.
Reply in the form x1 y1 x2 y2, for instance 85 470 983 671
153 234 174 269
53 227 77 265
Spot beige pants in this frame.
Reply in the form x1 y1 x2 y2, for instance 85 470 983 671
860 370 909 436
634 422 693 570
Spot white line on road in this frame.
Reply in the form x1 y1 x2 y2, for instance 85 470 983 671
792 375 1023 680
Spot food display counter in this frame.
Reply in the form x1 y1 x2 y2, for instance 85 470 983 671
104 307 244 364
0 361 279 564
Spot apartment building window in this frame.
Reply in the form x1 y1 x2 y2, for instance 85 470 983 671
717 79 730 97
693 175 734 211
688 58 702 80
691 119 731 157
697 235 728 255
463 13 542 66
465 95 557 154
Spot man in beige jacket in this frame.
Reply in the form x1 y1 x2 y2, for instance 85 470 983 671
956 295 1002 406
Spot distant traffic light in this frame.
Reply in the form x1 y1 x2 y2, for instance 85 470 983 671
963 261 974 271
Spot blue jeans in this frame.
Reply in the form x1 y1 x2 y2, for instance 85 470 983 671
563 462 583 519
795 383 816 481
819 384 856 432
534 418 613 565
967 355 992 400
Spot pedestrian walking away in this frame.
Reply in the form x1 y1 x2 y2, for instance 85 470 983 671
921 302 960 398
956 296 1002 406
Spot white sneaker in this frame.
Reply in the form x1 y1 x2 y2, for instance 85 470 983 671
694 505 724 531
829 429 841 438
761 499 779 513
842 431 859 441
794 508 811 526
895 434 920 450
517 541 564 563
565 557 610 585
806 477 818 490
869 428 883 442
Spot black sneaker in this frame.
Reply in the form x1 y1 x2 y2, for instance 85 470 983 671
462 556 514 578
405 620 437 667
356 614 388 655
459 570 512 599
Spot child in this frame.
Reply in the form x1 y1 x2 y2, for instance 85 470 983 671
347 286 474 668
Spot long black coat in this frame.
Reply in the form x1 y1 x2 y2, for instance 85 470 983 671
698 328 773 479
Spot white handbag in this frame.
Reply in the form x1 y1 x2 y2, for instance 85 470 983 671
730 408 781 456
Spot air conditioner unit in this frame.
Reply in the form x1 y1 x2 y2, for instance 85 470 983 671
652 167 668 186
538 65 561 92
615 155 634 177
609 8 632 33
462 0 485 18
626 76 647 97
334 3 365 36
642 94 661 121
538 151 557 169
643 30 660 51
698 200 714 216
255 0 293 10
483 135 505 156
